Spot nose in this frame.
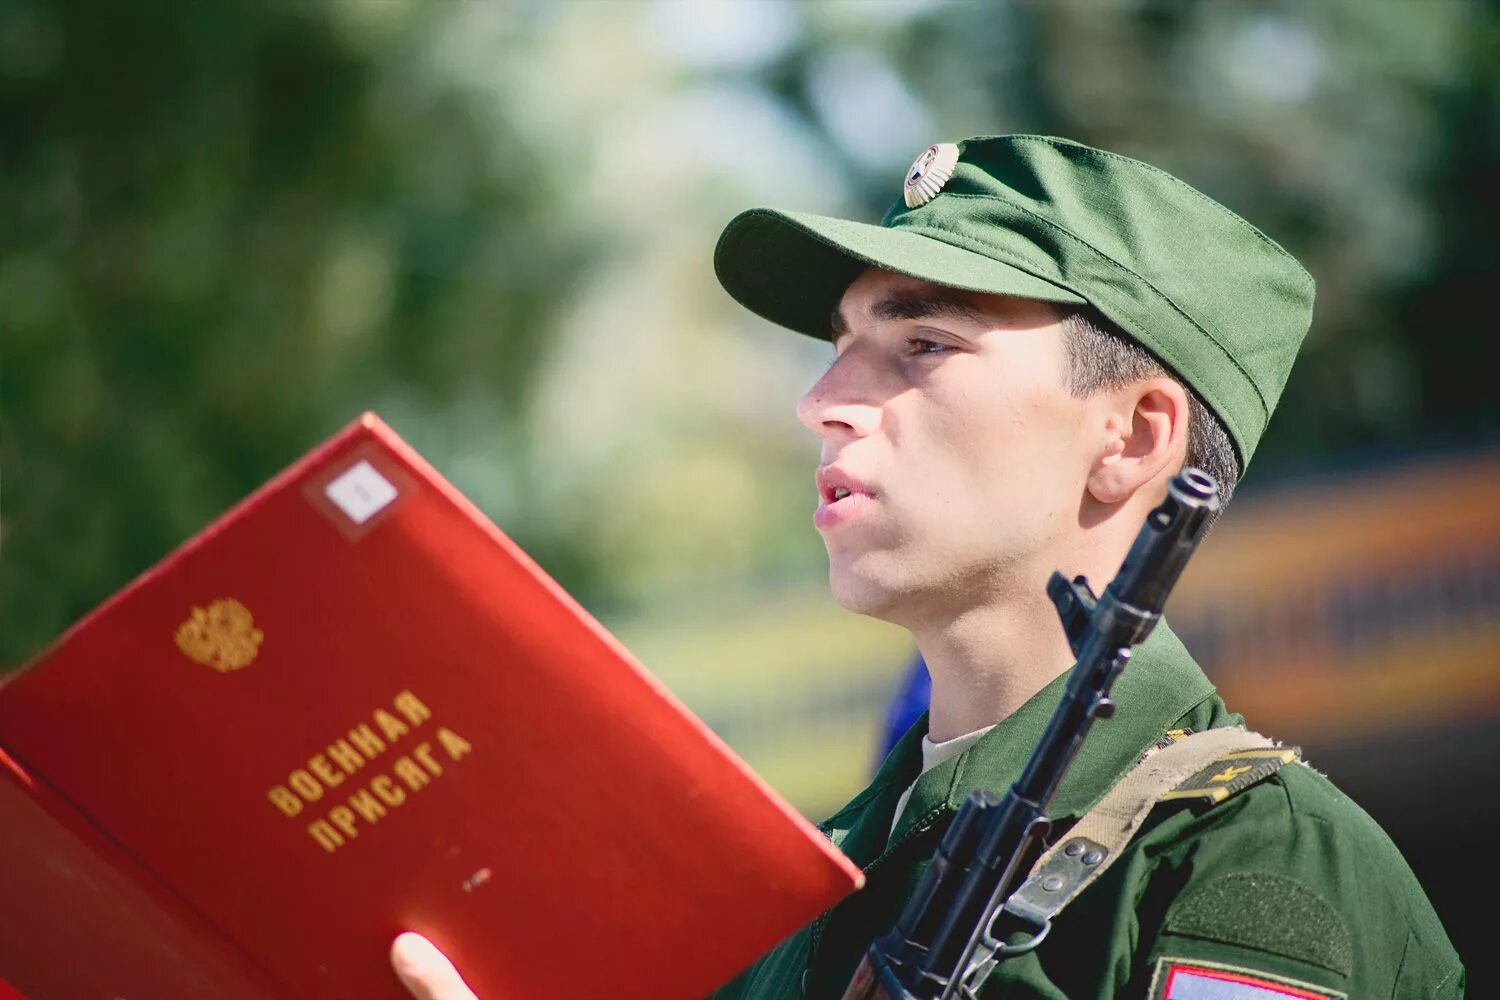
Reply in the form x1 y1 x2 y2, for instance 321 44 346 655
796 353 882 442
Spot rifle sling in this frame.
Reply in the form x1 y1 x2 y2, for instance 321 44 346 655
1002 727 1297 930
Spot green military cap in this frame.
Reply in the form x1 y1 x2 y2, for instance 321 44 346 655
714 134 1316 468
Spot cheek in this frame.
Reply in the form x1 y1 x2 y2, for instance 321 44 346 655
913 380 1085 511
930 377 1051 455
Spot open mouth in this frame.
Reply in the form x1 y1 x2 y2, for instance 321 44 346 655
815 469 877 529
814 466 881 532
822 484 871 505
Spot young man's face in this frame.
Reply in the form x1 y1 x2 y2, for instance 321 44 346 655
798 268 1098 624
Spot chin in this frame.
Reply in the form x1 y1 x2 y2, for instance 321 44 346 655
826 558 909 622
826 542 1018 627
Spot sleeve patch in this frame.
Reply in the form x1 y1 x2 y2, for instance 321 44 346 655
1163 872 1352 976
1151 958 1346 999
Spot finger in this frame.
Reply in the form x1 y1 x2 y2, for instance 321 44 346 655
390 931 479 1000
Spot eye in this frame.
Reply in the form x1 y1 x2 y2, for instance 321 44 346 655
905 336 952 356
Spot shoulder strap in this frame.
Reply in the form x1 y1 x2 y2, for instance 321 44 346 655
1002 728 1297 929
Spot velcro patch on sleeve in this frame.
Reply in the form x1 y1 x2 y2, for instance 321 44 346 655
1160 748 1298 804
1151 958 1345 999
1163 872 1352 975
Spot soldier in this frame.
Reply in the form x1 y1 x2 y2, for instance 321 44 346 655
392 136 1464 999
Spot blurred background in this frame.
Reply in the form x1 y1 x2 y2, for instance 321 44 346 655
2 0 1496 990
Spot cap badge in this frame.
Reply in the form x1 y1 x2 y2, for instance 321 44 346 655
903 142 959 208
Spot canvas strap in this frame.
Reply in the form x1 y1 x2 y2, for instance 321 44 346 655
1002 727 1292 930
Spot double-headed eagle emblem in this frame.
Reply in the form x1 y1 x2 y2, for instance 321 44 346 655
175 598 264 672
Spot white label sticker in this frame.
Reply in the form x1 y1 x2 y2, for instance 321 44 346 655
324 460 398 525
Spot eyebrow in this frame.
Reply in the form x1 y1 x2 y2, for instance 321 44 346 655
829 288 990 345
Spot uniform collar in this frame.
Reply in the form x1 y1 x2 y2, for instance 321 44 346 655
831 622 1217 868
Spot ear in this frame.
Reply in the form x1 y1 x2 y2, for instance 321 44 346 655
1087 378 1190 505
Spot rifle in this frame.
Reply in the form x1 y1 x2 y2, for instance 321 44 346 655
842 469 1221 1000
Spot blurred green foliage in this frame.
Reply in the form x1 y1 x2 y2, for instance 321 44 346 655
2 0 1496 668
1 0 595 665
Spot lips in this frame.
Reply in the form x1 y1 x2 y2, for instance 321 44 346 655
816 467 875 503
815 467 877 530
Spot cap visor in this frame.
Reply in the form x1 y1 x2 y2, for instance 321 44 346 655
714 208 1085 340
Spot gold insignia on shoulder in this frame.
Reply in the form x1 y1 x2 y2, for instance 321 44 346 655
1208 763 1255 783
903 142 960 208
1160 747 1299 804
175 599 264 672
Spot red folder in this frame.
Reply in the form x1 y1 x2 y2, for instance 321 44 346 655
0 414 862 999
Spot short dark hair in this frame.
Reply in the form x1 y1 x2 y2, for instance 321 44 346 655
1059 306 1240 521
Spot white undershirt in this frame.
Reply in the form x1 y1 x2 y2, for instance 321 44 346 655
890 724 996 837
